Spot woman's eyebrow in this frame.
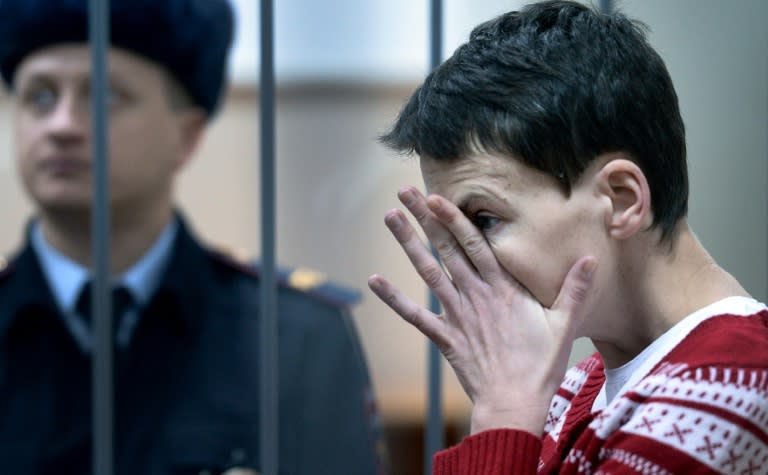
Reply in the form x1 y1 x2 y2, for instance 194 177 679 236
455 191 493 214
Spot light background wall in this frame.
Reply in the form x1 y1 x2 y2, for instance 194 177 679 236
0 0 766 426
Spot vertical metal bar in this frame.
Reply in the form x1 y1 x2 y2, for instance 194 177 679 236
425 0 444 473
599 0 613 14
259 0 279 474
88 0 114 474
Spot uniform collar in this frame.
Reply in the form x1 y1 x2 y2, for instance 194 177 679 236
30 223 89 316
120 219 178 307
30 219 179 316
0 213 211 339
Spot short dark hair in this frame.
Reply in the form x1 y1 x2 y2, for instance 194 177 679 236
381 0 687 241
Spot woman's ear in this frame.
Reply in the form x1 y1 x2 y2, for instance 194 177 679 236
596 158 652 240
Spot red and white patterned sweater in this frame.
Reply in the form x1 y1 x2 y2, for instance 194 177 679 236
434 300 768 474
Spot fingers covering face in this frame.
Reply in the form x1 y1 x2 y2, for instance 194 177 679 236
397 187 489 284
382 205 457 302
424 194 505 284
367 274 450 348
378 186 512 307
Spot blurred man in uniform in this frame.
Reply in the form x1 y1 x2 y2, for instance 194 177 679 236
0 0 385 474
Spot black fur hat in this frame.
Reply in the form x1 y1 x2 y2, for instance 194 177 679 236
0 0 235 115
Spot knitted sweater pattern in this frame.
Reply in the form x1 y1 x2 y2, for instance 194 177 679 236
434 309 768 474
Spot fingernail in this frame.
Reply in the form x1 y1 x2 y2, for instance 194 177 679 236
426 196 442 212
398 188 415 206
385 211 403 229
582 259 597 279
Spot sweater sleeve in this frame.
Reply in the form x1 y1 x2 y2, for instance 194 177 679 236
432 429 542 475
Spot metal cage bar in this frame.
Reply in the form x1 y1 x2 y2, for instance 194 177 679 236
425 0 445 473
599 0 614 14
88 0 114 474
259 0 280 474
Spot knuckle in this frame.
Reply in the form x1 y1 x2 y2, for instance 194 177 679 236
402 306 422 325
435 240 458 260
441 210 458 224
431 325 454 352
413 209 431 222
569 283 589 304
421 265 444 288
436 338 454 355
460 234 485 256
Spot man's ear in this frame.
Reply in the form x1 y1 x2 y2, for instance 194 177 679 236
174 107 207 172
596 158 652 240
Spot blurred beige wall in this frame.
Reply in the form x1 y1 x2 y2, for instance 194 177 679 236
178 84 461 423
1 0 766 428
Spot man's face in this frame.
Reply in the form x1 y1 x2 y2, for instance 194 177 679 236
12 44 201 214
420 153 606 314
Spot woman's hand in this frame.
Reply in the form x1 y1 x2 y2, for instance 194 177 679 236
368 186 597 435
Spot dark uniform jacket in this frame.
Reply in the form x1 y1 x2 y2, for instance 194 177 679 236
0 218 384 475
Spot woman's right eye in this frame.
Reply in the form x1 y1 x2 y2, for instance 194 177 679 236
472 214 500 233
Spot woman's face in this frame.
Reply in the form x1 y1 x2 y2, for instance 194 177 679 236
420 152 608 315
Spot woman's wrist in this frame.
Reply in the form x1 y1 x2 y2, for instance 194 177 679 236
470 401 549 435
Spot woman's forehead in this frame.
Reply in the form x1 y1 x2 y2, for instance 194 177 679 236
420 153 540 190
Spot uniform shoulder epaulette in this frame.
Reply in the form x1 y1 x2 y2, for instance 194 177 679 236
208 245 362 309
252 260 362 309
